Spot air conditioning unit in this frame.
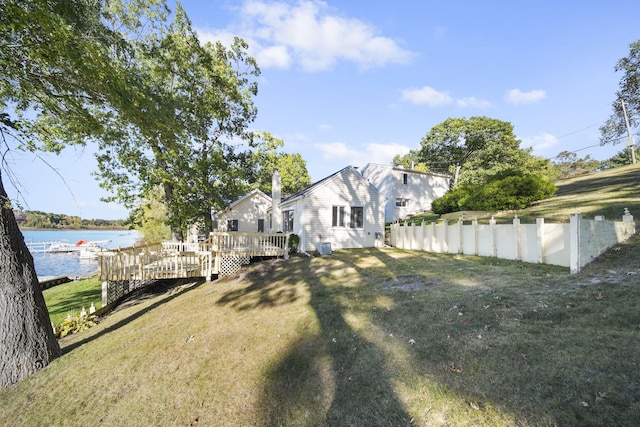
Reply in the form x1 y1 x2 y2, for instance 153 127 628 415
318 241 332 255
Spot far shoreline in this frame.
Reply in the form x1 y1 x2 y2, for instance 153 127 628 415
19 227 132 231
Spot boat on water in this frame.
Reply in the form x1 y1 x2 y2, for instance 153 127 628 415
45 239 110 254
78 249 99 260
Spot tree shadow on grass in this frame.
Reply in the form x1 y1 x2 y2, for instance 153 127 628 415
217 247 640 426
61 278 204 354
46 289 102 320
215 256 413 426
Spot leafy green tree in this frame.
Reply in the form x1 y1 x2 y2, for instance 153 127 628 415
391 151 429 172
0 0 134 387
552 151 600 179
249 132 311 195
130 187 172 244
600 40 640 147
600 147 635 170
417 116 552 186
85 4 260 241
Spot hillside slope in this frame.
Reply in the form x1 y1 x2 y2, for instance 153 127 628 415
500 163 640 222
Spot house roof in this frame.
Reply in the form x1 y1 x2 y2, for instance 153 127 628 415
280 165 379 205
228 188 271 209
361 162 451 179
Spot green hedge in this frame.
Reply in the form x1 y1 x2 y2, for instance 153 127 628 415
432 174 556 214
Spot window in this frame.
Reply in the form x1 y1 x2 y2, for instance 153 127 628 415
332 206 345 227
402 173 408 185
350 206 363 228
395 198 409 207
282 210 294 232
227 219 239 232
257 219 265 233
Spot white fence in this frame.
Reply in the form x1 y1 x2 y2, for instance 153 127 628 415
389 210 636 273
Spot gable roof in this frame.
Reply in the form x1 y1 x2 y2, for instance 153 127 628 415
280 165 379 205
361 163 451 179
228 188 271 209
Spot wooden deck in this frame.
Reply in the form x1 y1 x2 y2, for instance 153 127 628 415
97 232 290 282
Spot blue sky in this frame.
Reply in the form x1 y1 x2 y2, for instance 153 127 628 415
10 0 640 219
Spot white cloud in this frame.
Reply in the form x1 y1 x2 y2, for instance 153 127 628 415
363 142 411 165
200 0 412 72
401 86 492 109
522 132 558 155
401 86 453 107
314 141 411 167
456 97 493 109
256 45 291 68
197 29 237 47
506 89 547 105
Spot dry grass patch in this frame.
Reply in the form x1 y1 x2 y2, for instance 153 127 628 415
2 242 640 426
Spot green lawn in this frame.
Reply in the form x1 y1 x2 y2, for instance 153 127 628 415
43 277 102 326
3 238 640 426
3 165 640 425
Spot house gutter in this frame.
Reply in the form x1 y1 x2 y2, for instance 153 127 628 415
300 194 306 252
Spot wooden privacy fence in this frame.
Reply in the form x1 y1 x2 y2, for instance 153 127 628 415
390 210 636 274
98 232 290 306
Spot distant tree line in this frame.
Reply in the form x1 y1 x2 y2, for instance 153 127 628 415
15 210 127 229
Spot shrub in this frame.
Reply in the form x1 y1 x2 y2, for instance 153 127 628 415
54 314 99 338
431 174 556 214
288 233 300 255
431 186 471 214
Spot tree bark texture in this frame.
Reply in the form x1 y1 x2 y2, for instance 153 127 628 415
0 177 61 388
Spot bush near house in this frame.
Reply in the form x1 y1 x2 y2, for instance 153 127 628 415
432 173 556 214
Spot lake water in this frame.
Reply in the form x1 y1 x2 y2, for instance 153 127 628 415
22 229 141 278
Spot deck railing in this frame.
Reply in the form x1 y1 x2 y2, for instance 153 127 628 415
98 232 290 282
97 244 213 281
207 231 290 256
99 232 290 306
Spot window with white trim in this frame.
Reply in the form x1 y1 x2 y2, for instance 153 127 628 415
350 206 363 228
227 219 239 232
332 206 345 227
395 198 409 207
282 210 294 232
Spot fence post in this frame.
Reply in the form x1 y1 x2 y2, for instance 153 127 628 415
472 219 479 255
457 217 464 254
513 215 521 261
623 208 636 237
443 220 450 253
490 216 497 258
536 218 545 264
410 221 415 250
101 281 108 306
430 222 436 252
569 213 581 274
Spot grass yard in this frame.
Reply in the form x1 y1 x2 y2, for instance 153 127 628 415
2 235 640 426
403 163 640 226
43 276 102 326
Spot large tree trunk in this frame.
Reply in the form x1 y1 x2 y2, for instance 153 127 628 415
162 181 183 242
0 176 61 388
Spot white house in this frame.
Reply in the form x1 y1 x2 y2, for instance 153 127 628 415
359 163 450 223
214 189 271 233
269 166 385 253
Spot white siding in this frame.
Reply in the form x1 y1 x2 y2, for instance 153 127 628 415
215 192 271 233
361 163 450 223
292 168 384 252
